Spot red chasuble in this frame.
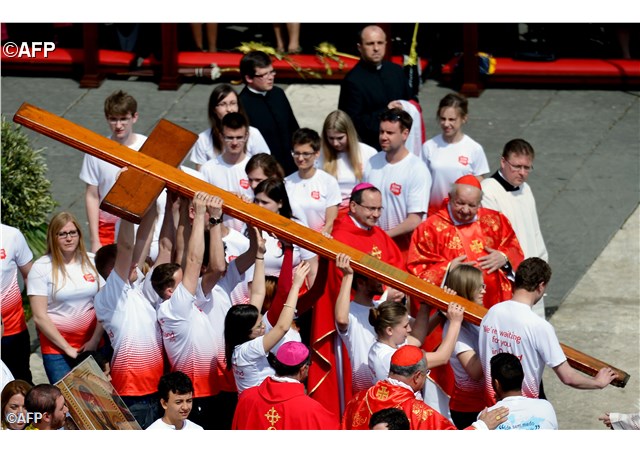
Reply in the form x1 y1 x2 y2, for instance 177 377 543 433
305 214 405 418
232 377 339 430
407 206 524 309
341 380 461 430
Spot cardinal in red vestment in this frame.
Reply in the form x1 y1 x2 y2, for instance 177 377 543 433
302 183 405 418
342 345 508 430
405 175 524 401
407 175 524 310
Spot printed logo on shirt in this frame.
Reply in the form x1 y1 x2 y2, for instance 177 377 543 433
311 190 320 200
240 179 250 190
0 249 5 259
390 183 402 196
83 273 96 283
458 156 469 166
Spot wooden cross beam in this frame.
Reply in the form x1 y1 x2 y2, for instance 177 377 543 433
13 102 630 389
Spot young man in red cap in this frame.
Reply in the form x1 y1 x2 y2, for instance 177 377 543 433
342 345 509 430
407 174 524 310
232 341 339 430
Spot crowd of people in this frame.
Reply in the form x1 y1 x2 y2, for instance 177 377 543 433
0 24 630 432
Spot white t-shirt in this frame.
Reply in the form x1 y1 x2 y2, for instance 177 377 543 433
364 152 430 232
478 300 567 400
259 230 316 279
231 336 274 394
422 134 489 212
285 169 342 232
222 228 251 306
368 341 397 384
189 126 270 166
262 312 301 355
204 261 245 375
146 418 204 430
1 360 14 393
336 301 376 393
200 154 253 232
27 254 104 354
79 134 147 224
317 143 378 209
1 224 33 336
444 320 484 399
487 395 559 430
94 270 164 397
156 282 218 397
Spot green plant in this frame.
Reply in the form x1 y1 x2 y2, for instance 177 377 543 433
1 115 57 258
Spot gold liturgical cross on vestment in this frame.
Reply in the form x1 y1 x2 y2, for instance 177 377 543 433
12 103 630 389
265 407 281 429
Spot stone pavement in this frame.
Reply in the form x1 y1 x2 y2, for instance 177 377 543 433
1 74 638 429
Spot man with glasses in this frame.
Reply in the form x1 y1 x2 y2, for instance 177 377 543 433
238 50 299 176
79 90 147 252
363 108 431 259
481 139 549 319
200 112 253 232
304 182 405 419
407 175 524 310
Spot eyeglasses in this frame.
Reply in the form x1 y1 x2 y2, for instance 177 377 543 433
107 116 133 125
355 202 384 213
216 101 238 109
504 160 534 172
57 230 79 239
223 136 247 143
291 151 316 159
253 70 276 79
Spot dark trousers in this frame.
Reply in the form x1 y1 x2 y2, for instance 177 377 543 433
1 329 33 384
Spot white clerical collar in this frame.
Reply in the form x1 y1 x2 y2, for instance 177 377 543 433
248 86 267 96
386 377 423 400
348 213 372 230
447 203 478 226
271 375 301 384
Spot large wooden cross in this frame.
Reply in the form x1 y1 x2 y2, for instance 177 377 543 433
13 102 629 388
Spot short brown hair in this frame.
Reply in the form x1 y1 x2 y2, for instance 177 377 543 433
104 90 138 117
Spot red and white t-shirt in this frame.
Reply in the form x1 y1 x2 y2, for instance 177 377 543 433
79 133 147 224
156 281 218 398
27 255 104 354
94 271 164 397
1 224 33 336
443 320 486 412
